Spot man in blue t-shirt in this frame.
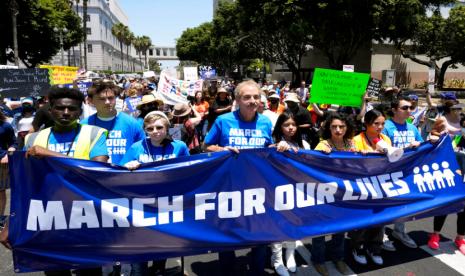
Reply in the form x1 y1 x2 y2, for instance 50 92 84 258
204 80 273 276
204 83 273 152
81 81 145 164
382 95 423 251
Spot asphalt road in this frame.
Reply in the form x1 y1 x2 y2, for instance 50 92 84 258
1 189 464 276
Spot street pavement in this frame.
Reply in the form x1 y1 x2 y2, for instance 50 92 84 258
1 189 464 276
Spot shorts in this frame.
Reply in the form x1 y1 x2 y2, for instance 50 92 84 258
0 163 10 190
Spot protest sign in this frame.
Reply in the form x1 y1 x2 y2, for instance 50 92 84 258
183 67 198 80
39 65 79 85
63 80 93 96
155 70 202 105
8 136 465 272
342 65 354 72
199 66 216 79
310 68 370 107
0 68 50 98
366 78 382 99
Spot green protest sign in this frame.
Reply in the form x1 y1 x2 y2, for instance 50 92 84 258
310 68 370 107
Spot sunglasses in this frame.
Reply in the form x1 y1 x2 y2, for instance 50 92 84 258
399 105 415 111
145 126 164 132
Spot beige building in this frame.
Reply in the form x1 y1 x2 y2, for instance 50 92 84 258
270 42 465 88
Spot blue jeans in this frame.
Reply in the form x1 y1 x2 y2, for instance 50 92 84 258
311 234 345 264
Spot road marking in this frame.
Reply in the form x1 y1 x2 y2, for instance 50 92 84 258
295 240 357 275
421 241 465 275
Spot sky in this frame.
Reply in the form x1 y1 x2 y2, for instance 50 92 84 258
118 0 213 47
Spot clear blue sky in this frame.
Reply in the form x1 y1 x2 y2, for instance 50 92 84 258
118 0 213 47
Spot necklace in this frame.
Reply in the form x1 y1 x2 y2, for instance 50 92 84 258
328 138 351 151
363 132 379 149
46 125 81 157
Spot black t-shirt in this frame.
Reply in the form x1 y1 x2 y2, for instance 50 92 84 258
292 106 319 148
209 98 232 124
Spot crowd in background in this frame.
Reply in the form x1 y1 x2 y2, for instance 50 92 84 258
0 74 464 276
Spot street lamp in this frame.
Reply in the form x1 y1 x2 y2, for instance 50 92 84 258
54 27 68 66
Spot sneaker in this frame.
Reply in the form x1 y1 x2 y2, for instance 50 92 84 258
274 263 290 276
381 234 396 252
392 231 418 248
352 247 367 265
333 260 350 275
428 233 440 250
455 238 465 255
313 263 329 276
366 250 383 265
285 250 296 273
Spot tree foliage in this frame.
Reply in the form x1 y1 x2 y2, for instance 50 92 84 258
0 0 84 67
176 0 461 84
112 22 127 70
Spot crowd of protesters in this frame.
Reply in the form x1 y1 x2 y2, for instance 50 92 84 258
0 74 464 276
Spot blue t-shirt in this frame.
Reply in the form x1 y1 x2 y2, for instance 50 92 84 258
24 126 108 159
382 119 423 148
119 138 190 165
81 112 145 164
204 110 273 149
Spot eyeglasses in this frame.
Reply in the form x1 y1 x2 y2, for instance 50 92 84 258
399 105 415 111
145 126 164 132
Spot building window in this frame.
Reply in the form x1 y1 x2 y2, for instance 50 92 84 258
149 49 153 56
86 15 90 22
88 44 93 53
86 28 92 35
156 49 160 56
163 49 167 56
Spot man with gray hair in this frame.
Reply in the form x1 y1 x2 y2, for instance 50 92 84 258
204 80 273 275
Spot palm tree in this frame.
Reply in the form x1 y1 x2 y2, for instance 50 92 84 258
74 0 82 67
140 36 152 70
133 35 152 71
82 0 88 69
112 23 126 71
133 36 144 70
123 29 134 72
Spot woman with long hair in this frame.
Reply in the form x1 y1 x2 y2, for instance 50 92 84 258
193 90 209 141
315 112 355 153
312 112 353 275
350 109 392 266
269 111 308 276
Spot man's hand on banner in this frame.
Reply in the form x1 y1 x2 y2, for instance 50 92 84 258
223 146 239 154
0 219 11 250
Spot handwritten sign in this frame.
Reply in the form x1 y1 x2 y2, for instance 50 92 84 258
310 68 370 107
0 68 50 98
366 78 382 99
39 65 78 85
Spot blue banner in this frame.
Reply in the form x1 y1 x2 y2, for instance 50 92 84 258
8 136 465 272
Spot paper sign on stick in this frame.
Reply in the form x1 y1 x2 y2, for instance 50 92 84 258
310 68 370 107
